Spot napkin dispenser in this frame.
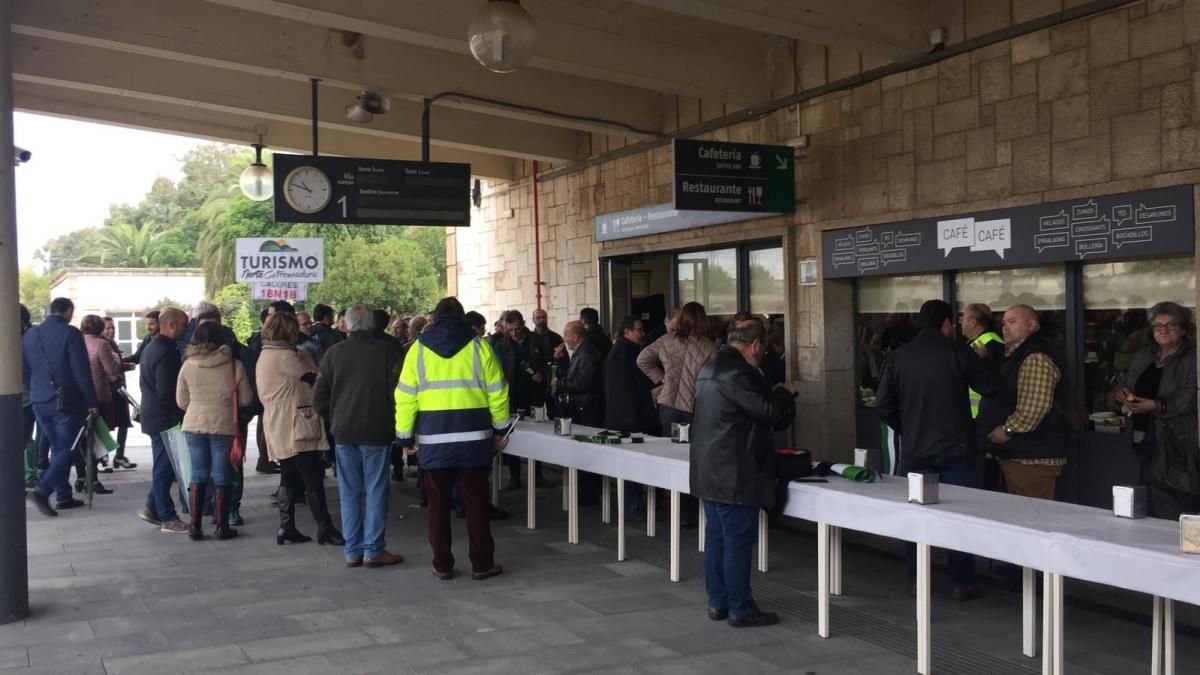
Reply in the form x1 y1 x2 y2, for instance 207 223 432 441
854 448 879 471
1112 485 1147 519
1181 514 1200 553
908 472 939 505
670 422 690 443
532 405 547 422
553 418 573 436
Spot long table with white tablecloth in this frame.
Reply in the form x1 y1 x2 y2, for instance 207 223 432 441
504 421 1199 675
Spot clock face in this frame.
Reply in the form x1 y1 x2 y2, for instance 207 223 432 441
283 166 332 214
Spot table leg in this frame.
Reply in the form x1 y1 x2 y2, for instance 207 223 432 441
1043 571 1052 675
1165 597 1175 675
916 542 931 675
646 486 657 537
491 454 501 504
669 489 681 583
601 476 611 524
817 521 830 639
567 468 579 545
562 471 569 511
526 458 536 530
1152 593 1161 672
830 526 842 596
757 509 769 573
1053 573 1063 675
698 501 706 552
616 478 626 562
1022 567 1036 658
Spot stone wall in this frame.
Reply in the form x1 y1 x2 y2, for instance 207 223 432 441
450 0 1200 458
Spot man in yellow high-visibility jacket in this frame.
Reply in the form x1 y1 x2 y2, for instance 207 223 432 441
961 303 1005 492
396 297 510 581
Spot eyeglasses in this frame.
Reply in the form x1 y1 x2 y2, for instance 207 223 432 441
1152 321 1181 332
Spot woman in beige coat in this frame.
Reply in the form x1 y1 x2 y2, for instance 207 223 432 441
256 312 344 547
177 322 253 541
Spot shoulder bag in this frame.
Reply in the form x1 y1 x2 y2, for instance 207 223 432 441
229 360 245 466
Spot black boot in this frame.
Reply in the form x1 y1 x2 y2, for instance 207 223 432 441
307 489 344 546
188 483 206 541
213 485 238 540
276 484 311 545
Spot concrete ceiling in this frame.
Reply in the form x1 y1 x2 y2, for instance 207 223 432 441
8 0 1060 179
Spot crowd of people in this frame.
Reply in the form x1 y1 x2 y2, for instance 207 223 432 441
20 293 797 625
874 298 1198 600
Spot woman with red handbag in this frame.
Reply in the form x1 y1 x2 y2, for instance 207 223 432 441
176 322 253 541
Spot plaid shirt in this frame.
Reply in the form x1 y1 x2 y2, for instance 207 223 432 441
1003 349 1067 466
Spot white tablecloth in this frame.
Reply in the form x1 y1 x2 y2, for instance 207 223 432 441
508 422 1200 606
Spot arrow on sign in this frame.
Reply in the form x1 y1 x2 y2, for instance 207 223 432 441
775 155 789 170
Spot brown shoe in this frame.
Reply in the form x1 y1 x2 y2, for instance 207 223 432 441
345 558 363 568
952 585 984 601
472 564 504 581
160 519 190 534
364 551 404 568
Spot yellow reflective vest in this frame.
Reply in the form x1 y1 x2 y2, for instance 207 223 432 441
395 328 510 469
968 331 1003 419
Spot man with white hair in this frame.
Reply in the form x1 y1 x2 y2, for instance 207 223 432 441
314 305 405 567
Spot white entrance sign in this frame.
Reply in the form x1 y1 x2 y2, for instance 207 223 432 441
235 238 324 283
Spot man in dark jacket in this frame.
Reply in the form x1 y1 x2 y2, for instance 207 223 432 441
310 303 344 356
137 307 190 533
579 307 611 359
690 320 796 628
604 315 658 518
555 321 605 427
314 305 403 567
494 310 552 490
875 299 995 600
123 310 160 365
23 297 96 516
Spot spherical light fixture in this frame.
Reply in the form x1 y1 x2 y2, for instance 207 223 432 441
239 143 273 201
467 0 536 73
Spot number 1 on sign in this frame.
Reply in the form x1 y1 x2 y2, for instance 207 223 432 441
337 195 347 218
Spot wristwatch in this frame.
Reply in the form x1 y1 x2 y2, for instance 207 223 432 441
1003 424 1016 435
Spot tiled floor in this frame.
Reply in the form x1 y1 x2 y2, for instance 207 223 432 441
6 439 1198 674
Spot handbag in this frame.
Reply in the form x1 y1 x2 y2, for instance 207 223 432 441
229 361 245 466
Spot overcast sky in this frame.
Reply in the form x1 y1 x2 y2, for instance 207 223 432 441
13 111 207 270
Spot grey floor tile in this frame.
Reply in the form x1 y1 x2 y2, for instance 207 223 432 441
323 640 470 674
0 647 27 669
239 627 376 662
101 644 248 675
25 631 170 668
197 654 337 675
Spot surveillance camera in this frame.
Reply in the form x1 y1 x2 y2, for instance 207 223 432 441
358 91 390 115
13 146 30 166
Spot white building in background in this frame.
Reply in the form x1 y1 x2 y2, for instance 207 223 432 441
48 268 205 356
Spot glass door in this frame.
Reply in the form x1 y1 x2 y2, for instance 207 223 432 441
604 259 632 331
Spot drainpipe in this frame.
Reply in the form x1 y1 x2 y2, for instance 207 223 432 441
533 161 543 310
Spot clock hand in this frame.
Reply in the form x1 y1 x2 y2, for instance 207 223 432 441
297 181 312 193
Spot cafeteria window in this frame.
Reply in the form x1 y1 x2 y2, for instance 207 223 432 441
1082 257 1196 414
955 266 1068 345
748 246 785 315
856 273 942 390
677 248 738 318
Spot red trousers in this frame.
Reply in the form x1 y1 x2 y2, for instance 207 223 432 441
423 467 496 574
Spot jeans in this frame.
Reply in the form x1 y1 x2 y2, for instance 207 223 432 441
32 404 83 504
905 462 976 587
424 467 495 574
703 500 761 618
185 432 233 486
335 444 391 560
145 433 179 522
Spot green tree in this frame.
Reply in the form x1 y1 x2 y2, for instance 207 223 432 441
404 226 447 292
310 237 439 315
198 195 281 294
213 283 258 342
35 228 105 273
82 222 168 268
19 267 52 321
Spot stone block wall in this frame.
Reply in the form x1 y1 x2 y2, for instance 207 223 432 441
450 0 1200 458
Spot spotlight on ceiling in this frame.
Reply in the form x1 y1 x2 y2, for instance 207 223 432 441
468 0 536 73
345 91 391 123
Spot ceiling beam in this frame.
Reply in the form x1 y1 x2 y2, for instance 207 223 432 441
12 0 664 138
200 0 774 105
11 36 582 163
622 0 927 60
14 81 516 179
